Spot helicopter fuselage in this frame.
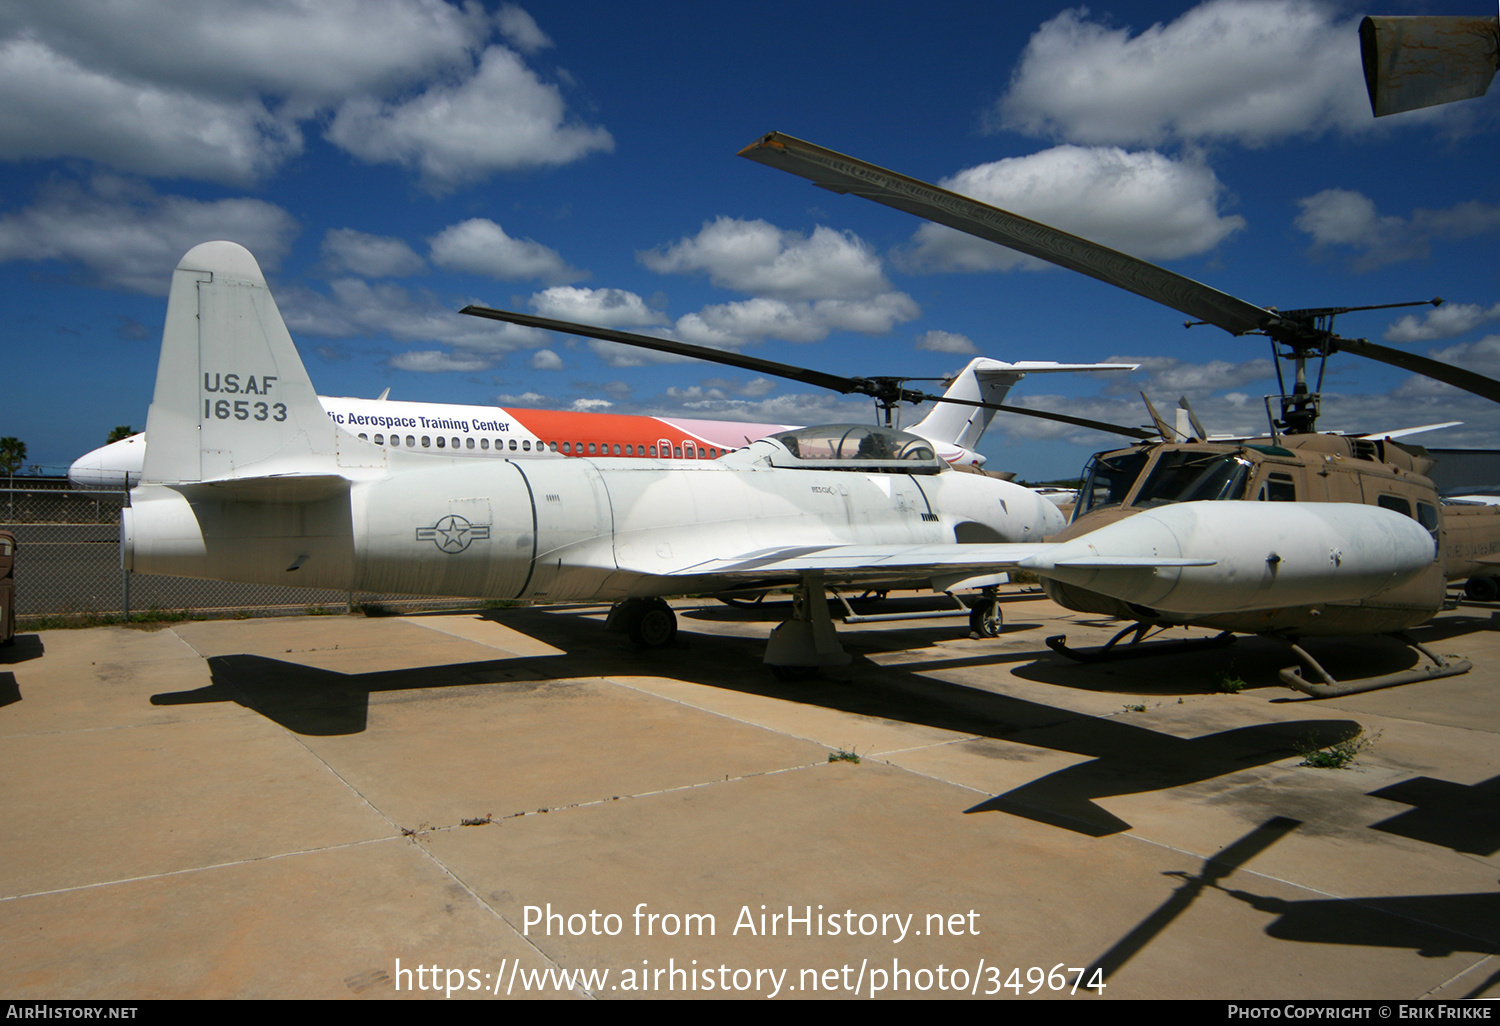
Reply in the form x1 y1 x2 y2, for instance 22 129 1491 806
1043 433 1500 636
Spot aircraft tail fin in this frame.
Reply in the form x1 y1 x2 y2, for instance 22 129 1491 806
910 357 1137 453
141 242 352 485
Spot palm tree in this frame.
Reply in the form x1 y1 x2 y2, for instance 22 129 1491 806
0 437 24 477
0 437 23 518
107 425 136 444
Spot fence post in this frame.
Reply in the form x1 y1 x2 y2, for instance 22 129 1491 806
120 496 129 620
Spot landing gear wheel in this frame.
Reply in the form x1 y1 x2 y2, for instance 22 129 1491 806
628 598 678 648
1465 576 1499 602
969 596 1002 638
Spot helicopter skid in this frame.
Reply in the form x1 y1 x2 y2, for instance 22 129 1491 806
1278 635 1472 697
1045 623 1237 663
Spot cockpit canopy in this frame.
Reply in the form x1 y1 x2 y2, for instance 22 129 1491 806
1076 447 1254 517
759 424 943 474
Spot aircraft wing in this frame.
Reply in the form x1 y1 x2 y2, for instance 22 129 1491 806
652 542 1213 591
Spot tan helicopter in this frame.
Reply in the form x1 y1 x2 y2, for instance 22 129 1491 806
1048 397 1500 673
729 133 1500 694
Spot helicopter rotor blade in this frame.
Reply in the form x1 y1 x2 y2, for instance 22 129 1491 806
900 392 1153 439
1360 15 1499 117
460 305 1151 439
461 305 860 395
738 132 1277 338
1334 337 1500 404
740 132 1500 411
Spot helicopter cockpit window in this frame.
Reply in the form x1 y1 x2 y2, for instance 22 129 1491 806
764 424 942 474
1257 472 1296 502
1377 494 1413 519
1134 452 1254 507
1075 450 1150 518
1416 501 1439 536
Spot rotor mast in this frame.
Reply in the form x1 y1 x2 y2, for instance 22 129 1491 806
1259 299 1442 434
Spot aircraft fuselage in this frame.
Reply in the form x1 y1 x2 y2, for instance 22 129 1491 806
124 443 1060 603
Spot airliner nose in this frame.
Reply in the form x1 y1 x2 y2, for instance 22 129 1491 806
68 435 143 488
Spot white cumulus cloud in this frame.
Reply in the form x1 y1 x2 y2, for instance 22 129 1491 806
530 348 563 371
642 217 894 302
321 228 425 278
994 0 1371 148
495 3 552 55
915 330 980 355
899 146 1244 272
279 277 544 354
641 216 920 349
0 36 300 185
1296 189 1500 271
1420 335 1500 388
529 286 667 328
673 294 920 350
1384 303 1500 343
0 175 297 293
389 349 491 373
327 44 613 193
429 218 582 284
1100 355 1277 400
0 2 609 190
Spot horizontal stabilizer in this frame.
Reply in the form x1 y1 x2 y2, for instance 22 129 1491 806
174 474 352 504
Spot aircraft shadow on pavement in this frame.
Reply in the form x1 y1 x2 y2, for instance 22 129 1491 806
152 604 1360 840
0 633 44 665
1004 617 1495 697
152 653 564 736
1086 817 1500 997
1366 774 1500 857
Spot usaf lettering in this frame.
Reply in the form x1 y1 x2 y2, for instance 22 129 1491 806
203 372 284 423
203 372 277 395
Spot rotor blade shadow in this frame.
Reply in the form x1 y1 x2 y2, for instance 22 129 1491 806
1083 816 1301 983
1219 886 1500 963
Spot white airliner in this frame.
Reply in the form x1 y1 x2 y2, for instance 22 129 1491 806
70 357 1134 488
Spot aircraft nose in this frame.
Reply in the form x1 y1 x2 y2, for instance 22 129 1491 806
68 450 110 487
68 436 141 488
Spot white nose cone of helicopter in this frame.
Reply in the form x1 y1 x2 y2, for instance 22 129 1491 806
1019 501 1437 614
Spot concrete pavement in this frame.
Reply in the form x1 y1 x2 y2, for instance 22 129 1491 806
1 591 1496 999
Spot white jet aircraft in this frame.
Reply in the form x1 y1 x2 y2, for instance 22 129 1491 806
126 242 1074 669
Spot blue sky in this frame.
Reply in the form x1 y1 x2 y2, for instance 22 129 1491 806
2 0 1498 482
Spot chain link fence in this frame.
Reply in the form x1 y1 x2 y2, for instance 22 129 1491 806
3 480 482 623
